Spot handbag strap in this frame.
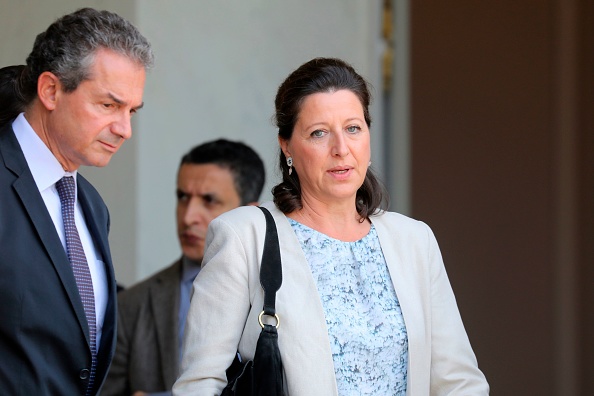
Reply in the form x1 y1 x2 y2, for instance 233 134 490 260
257 206 282 320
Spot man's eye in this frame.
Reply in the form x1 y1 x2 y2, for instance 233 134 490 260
203 195 218 206
176 191 188 202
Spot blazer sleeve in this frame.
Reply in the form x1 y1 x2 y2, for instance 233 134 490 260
423 224 490 395
173 214 260 395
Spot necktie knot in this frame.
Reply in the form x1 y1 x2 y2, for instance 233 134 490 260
56 176 76 207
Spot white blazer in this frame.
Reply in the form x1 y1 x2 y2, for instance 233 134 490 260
173 202 489 395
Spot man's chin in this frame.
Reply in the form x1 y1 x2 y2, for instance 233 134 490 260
84 155 114 168
182 249 204 264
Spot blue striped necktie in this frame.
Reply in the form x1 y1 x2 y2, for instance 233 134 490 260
56 176 97 395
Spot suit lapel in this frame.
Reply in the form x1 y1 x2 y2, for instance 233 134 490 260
76 174 118 389
150 260 182 387
77 178 111 265
1 127 90 342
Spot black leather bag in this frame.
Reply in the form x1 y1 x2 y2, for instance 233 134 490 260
221 207 285 396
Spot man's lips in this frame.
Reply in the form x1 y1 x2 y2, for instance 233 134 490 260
99 140 119 152
181 232 204 244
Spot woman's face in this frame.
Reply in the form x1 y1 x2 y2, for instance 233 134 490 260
280 89 371 206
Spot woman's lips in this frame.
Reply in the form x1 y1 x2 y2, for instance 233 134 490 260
328 166 353 178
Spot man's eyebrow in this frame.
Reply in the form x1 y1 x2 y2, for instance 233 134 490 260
107 92 144 110
107 92 125 105
175 190 219 200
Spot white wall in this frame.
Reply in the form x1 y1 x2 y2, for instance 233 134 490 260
0 1 390 286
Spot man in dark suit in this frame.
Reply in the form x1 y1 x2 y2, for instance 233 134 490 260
0 8 153 395
101 140 265 396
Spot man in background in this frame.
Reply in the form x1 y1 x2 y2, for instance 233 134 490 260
0 8 153 395
102 139 266 396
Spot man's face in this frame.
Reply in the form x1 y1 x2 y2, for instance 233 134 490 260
44 48 146 171
176 163 242 262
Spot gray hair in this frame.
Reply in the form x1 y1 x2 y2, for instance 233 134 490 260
4 7 153 117
27 7 153 91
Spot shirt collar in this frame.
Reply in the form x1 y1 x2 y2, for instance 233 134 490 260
12 113 77 192
181 256 201 284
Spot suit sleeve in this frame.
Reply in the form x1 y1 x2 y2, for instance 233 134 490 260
424 224 490 395
100 296 131 395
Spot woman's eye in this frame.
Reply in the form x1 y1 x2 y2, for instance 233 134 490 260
346 125 361 133
311 130 325 138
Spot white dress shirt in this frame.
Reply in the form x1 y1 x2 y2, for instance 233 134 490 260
12 113 108 348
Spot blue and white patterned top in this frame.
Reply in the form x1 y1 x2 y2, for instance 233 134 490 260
288 219 408 395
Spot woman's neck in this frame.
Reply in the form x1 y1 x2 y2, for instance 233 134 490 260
287 196 370 242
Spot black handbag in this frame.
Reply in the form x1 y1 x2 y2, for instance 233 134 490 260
221 206 285 396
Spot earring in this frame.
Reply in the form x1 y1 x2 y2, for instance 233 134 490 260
287 156 293 175
368 160 372 167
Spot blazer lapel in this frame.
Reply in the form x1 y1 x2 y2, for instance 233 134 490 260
264 203 339 394
1 128 90 342
372 213 427 394
150 261 182 387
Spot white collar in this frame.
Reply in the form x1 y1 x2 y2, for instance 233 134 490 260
12 113 77 192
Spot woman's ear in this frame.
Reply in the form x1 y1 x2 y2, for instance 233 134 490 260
278 135 290 158
37 71 60 111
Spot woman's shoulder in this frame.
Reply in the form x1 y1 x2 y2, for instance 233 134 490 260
371 210 435 240
371 210 427 228
210 201 280 233
216 204 261 220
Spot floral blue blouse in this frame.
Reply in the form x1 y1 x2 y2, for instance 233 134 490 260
288 219 408 395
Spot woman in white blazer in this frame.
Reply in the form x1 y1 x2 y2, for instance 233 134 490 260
174 58 489 395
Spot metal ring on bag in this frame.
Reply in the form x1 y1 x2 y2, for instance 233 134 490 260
258 311 280 329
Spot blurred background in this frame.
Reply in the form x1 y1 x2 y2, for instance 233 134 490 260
1 1 592 394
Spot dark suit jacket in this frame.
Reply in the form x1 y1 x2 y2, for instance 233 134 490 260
0 124 118 395
101 260 182 395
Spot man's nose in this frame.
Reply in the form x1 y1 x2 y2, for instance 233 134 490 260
184 198 207 225
111 112 133 140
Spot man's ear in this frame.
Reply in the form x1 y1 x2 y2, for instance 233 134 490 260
37 71 61 111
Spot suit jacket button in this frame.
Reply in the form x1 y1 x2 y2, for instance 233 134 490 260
80 369 90 379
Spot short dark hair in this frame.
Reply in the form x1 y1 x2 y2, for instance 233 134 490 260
180 139 265 205
0 7 154 128
272 57 388 219
0 66 27 127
